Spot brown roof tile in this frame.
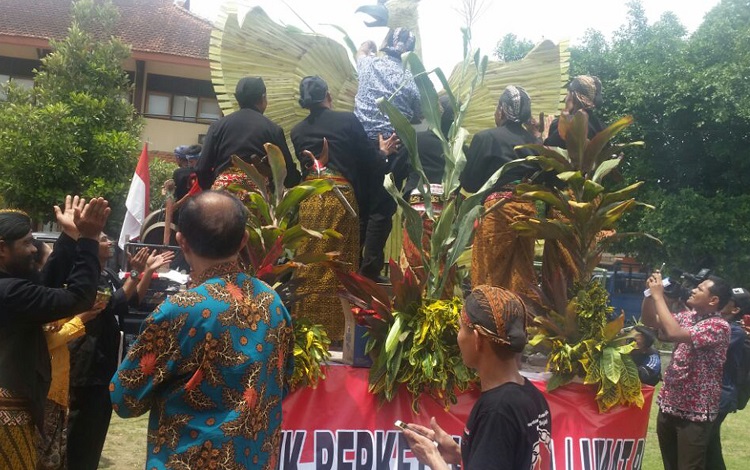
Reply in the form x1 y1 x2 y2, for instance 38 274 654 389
0 0 211 60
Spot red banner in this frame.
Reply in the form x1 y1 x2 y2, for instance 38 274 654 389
281 365 654 469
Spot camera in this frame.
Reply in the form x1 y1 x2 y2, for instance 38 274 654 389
663 268 711 301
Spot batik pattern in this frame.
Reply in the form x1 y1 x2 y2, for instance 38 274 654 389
111 269 294 469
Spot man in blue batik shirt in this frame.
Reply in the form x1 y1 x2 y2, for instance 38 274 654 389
111 191 294 470
354 28 422 282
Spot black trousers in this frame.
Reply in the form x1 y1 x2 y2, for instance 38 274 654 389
67 384 113 470
705 411 729 470
656 410 714 470
359 143 409 279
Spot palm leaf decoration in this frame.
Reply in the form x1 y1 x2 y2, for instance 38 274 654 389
209 3 359 135
209 2 569 147
447 39 570 138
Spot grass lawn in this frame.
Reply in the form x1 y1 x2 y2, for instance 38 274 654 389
641 384 750 469
100 389 750 469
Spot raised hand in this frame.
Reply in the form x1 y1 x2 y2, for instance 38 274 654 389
128 247 150 272
53 195 85 239
75 197 111 240
145 249 175 273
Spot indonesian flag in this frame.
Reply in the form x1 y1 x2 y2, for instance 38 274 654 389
118 143 150 249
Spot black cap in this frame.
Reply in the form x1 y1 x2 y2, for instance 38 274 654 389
731 287 750 315
235 77 266 108
298 76 328 109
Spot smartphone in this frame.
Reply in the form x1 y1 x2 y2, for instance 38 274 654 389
394 420 430 438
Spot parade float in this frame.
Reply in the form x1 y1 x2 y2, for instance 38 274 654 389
207 2 656 468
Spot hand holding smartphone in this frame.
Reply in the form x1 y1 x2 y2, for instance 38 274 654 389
395 420 431 439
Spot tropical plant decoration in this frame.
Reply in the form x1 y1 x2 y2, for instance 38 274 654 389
335 26 568 408
289 318 332 391
503 111 656 411
226 143 340 388
336 261 474 412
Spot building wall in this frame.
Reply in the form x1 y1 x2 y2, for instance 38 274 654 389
143 117 209 152
1 44 217 154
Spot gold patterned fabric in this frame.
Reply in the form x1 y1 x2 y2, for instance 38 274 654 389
292 177 359 342
0 422 36 470
471 194 539 306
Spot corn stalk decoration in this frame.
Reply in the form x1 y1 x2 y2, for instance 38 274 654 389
225 143 340 389
503 111 658 412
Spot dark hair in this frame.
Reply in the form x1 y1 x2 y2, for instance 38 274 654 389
707 275 732 310
0 210 32 243
634 325 656 348
178 191 248 259
235 77 266 109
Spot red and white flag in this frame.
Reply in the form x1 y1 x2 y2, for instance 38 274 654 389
118 143 150 249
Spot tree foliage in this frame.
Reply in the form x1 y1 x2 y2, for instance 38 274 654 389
0 0 142 228
493 33 535 63
566 0 750 285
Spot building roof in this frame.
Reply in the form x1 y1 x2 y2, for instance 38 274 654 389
0 0 211 61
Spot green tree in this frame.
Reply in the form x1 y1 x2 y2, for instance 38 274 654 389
566 0 750 285
0 0 142 228
493 33 535 62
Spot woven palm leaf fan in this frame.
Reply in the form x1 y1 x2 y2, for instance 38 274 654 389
448 39 570 137
209 2 359 136
209 1 569 140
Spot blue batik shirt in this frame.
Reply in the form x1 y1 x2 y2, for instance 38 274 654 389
111 263 294 470
354 54 421 140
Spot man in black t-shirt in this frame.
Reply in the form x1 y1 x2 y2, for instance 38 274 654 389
402 286 553 469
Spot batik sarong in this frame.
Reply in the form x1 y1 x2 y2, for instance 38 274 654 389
0 388 36 470
292 172 359 342
471 190 539 306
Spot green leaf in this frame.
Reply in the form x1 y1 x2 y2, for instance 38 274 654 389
601 347 624 383
385 315 404 355
582 115 633 172
547 372 573 392
264 143 288 203
592 157 622 184
275 179 333 220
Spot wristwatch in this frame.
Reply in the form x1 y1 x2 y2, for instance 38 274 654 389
130 269 141 280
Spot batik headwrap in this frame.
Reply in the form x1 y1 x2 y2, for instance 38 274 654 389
0 209 32 242
569 75 602 110
499 85 532 123
462 285 528 352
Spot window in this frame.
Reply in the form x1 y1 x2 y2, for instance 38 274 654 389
171 95 199 121
146 92 171 117
0 74 35 100
198 98 222 121
144 74 221 123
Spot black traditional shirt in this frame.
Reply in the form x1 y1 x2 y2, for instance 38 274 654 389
196 107 301 189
